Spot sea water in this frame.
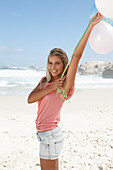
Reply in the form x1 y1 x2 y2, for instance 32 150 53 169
0 66 113 96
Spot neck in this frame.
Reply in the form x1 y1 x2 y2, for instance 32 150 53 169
51 75 60 82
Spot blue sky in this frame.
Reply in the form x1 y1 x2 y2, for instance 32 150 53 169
0 0 113 67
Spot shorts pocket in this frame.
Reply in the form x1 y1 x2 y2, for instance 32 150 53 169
36 132 41 141
55 139 63 155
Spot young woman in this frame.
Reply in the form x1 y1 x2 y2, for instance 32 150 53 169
27 13 103 170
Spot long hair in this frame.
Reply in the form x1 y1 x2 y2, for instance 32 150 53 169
39 48 69 89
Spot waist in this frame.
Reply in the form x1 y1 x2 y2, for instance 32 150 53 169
37 126 60 135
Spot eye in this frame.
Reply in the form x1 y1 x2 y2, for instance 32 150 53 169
56 62 60 64
48 62 52 65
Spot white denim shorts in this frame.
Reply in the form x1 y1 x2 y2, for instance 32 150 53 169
36 126 64 160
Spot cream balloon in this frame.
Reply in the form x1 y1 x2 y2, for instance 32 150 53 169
89 21 113 54
95 0 113 18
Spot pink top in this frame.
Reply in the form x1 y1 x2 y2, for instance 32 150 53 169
35 76 75 132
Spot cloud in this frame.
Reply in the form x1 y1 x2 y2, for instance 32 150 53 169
0 46 24 52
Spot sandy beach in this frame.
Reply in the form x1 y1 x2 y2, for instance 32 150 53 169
0 88 113 170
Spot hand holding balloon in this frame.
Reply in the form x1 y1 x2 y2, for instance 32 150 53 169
89 12 103 27
90 4 113 26
89 4 113 54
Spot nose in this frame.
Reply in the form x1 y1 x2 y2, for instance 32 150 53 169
51 64 56 69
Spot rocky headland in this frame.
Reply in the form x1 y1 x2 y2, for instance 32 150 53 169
78 61 113 78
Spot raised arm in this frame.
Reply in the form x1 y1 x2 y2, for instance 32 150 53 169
63 13 103 93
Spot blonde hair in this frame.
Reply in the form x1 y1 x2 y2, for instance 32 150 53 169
39 48 69 89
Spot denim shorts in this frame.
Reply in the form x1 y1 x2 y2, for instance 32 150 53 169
36 126 64 160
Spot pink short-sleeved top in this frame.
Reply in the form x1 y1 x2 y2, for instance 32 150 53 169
35 76 75 132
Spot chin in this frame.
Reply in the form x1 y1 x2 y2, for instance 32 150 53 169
52 74 59 77
51 72 61 78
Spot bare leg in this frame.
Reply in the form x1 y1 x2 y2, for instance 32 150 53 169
40 158 59 170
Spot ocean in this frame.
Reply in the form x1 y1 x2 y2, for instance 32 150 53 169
0 66 113 96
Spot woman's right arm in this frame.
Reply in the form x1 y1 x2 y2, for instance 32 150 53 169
27 77 64 104
27 84 53 104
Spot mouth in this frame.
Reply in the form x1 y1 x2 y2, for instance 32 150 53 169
51 70 58 73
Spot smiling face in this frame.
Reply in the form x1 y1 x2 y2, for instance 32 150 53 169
48 56 64 81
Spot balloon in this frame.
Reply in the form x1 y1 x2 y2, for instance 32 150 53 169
95 0 113 18
90 4 113 26
89 21 113 54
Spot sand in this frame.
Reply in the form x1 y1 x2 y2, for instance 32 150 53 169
0 88 113 170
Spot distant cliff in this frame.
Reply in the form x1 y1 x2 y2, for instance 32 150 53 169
78 61 113 79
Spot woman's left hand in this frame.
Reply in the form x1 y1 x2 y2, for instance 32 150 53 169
89 12 103 27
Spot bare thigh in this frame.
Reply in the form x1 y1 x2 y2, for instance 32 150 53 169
40 158 59 170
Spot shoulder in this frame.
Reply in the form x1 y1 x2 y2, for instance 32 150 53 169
39 76 46 84
37 76 47 90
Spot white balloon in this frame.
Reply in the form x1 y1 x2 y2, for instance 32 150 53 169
95 0 113 18
89 21 113 54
